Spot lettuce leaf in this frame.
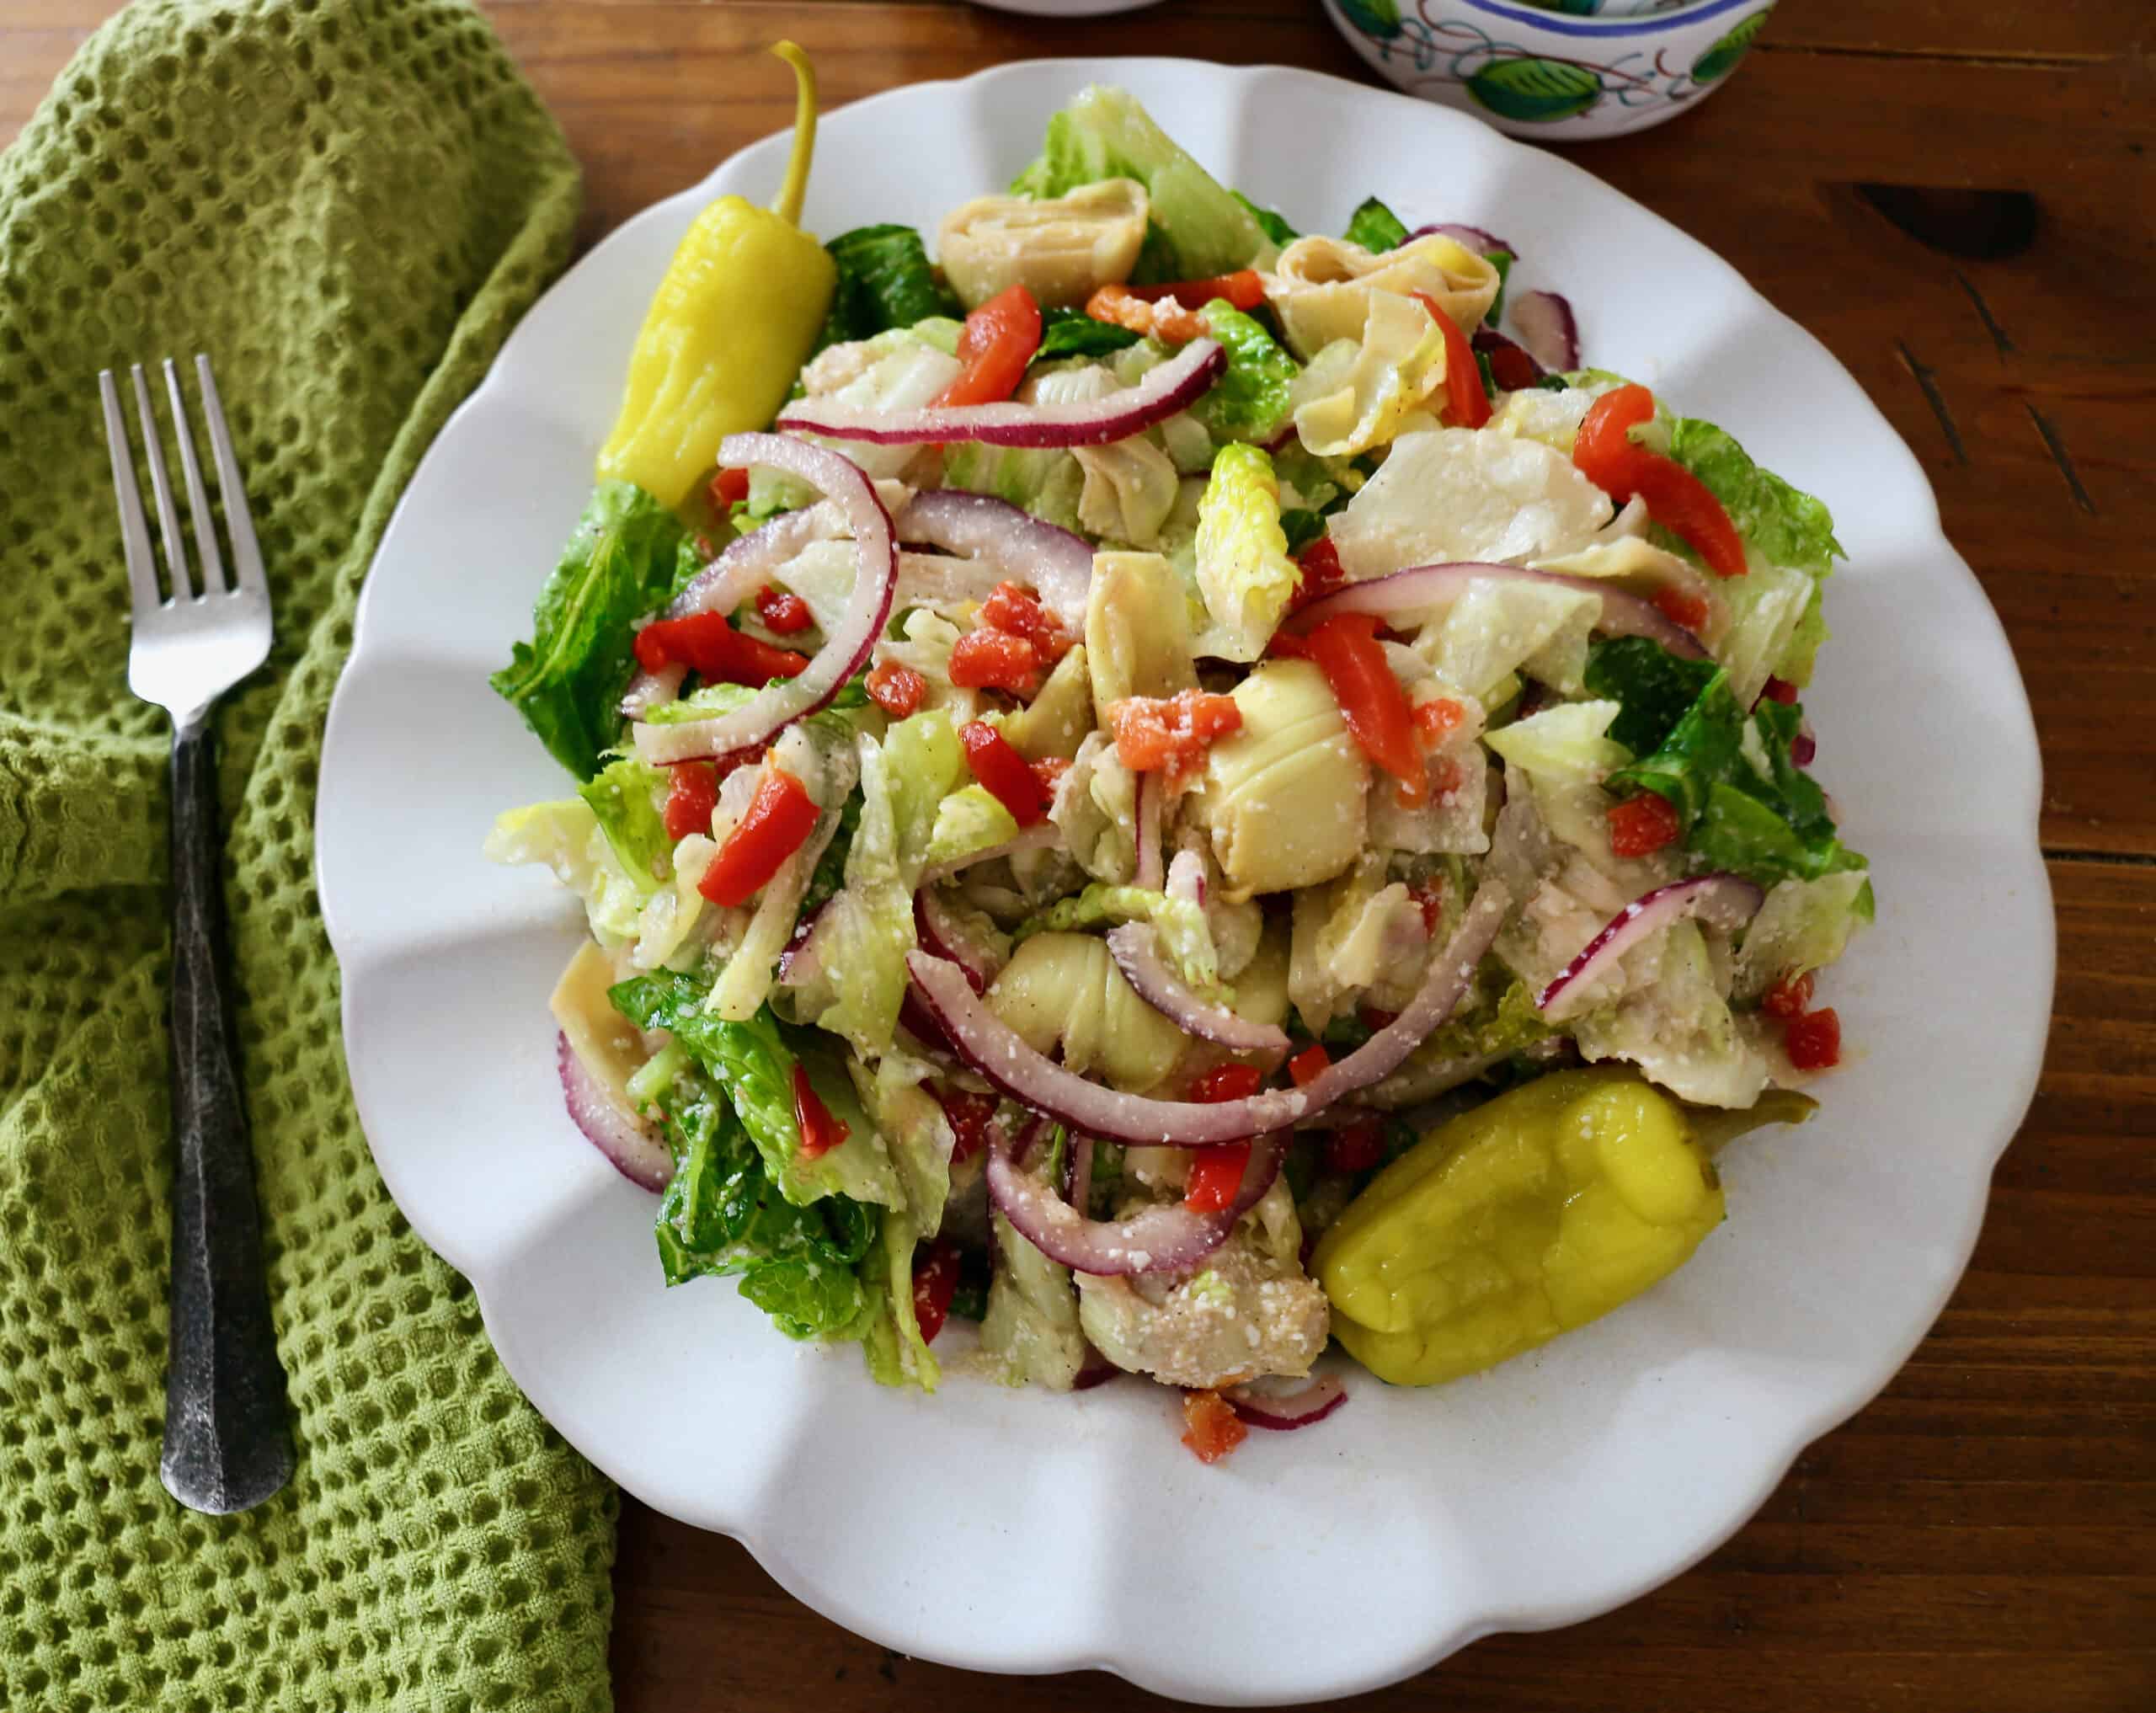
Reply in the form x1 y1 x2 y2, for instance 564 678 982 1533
1188 301 1299 443
490 482 683 779
1011 85 1269 283
483 798 651 942
1034 306 1141 362
813 224 962 353
1234 191 1298 247
1583 636 1721 756
1342 196 1408 253
577 755 672 885
857 1209 941 1390
1193 441 1299 659
1665 417 1844 576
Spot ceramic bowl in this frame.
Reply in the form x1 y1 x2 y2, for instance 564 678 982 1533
1321 0 1777 139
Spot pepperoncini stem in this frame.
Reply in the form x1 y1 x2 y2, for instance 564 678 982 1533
768 41 819 228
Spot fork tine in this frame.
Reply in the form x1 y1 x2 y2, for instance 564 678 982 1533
99 370 166 614
194 356 265 599
163 359 228 595
131 364 193 600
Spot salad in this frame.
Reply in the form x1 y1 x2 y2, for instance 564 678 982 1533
488 48 1868 1460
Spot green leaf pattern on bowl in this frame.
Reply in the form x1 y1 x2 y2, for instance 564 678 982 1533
1691 8 1771 83
1465 57 1604 124
1337 0 1403 40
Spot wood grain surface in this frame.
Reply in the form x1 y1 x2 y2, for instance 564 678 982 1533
5 3 2150 1708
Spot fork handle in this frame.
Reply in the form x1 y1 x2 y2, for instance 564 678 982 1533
160 714 296 1514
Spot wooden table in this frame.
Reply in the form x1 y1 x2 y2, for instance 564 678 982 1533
8 2 2150 1706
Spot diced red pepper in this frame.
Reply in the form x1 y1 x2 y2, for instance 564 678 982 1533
866 659 927 720
1573 385 1748 579
1323 1119 1385 1176
1784 1006 1842 1070
1409 878 1445 936
1762 675 1801 706
937 1087 999 1163
1288 535 1349 614
1029 755 1070 798
710 467 750 509
1184 1143 1252 1214
1287 1043 1331 1089
1191 1063 1265 1104
635 611 809 684
1125 268 1267 312
792 1062 851 1160
958 719 1049 828
1299 612 1427 803
1413 696 1467 746
934 283 1043 408
1608 792 1684 858
662 760 720 842
910 1239 962 1345
1411 291 1491 430
1654 586 1711 633
1104 691 1244 777
1086 284 1207 344
754 584 814 634
947 627 1040 694
979 580 1071 663
1762 970 1815 1019
696 765 820 905
1181 1390 1247 1465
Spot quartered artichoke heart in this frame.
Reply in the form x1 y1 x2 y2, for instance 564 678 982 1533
1264 232 1502 360
937 177 1151 310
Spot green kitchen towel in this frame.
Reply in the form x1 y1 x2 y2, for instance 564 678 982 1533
0 3 619 1709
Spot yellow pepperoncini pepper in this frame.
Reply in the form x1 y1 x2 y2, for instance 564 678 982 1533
1313 1068 1812 1386
596 41 838 505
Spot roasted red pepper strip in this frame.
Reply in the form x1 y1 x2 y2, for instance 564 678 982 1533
635 611 808 683
1654 586 1711 632
866 659 926 719
1288 535 1348 614
979 581 1072 662
1287 1043 1331 1089
1182 1064 1264 1214
1104 691 1243 776
1762 970 1815 1019
1411 291 1491 430
696 765 819 905
958 719 1049 828
710 467 750 509
1124 268 1266 312
1783 1006 1842 1070
754 584 814 634
934 283 1043 408
910 1240 962 1345
792 1062 851 1160
1299 613 1426 803
662 760 720 842
1572 385 1748 578
947 628 1040 693
1607 791 1683 857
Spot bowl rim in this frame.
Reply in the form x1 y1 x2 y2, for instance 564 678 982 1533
1421 0 1764 35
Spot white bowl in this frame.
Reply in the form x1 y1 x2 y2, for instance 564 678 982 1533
1322 0 1779 139
321 56 2050 1703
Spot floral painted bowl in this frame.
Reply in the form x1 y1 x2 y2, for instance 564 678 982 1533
1321 0 1777 140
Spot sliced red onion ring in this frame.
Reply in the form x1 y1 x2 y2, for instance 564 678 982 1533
1065 1134 1096 1216
1166 848 1207 910
917 822 1065 887
1538 873 1767 1022
1511 290 1580 373
1134 771 1163 892
776 339 1225 449
1225 1374 1348 1431
986 1121 1286 1275
1410 221 1515 256
915 887 1002 995
634 435 896 766
664 504 833 624
776 899 830 988
899 490 1094 629
1107 923 1290 1054
1290 563 1706 659
907 878 1508 1146
620 660 687 720
558 1032 671 1193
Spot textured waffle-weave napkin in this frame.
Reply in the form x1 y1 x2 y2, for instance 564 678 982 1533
0 3 618 1707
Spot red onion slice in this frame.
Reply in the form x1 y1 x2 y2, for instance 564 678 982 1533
1411 221 1515 256
1538 873 1767 1022
906 878 1509 1146
633 435 896 766
1289 562 1706 659
915 887 1002 995
776 338 1225 449
1166 849 1207 910
620 660 687 720
986 1122 1287 1276
558 1031 672 1193
899 490 1094 629
917 822 1065 887
1134 771 1163 892
664 504 834 624
1511 290 1580 373
1065 1134 1096 1215
1107 923 1290 1054
1225 1374 1348 1431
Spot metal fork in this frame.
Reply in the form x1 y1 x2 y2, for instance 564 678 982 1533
100 356 293 1514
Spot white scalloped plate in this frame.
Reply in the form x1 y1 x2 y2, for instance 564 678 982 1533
319 60 2052 1703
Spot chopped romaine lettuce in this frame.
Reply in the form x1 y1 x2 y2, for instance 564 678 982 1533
1011 86 1271 283
1235 190 1298 247
489 482 682 779
981 1209 1087 1389
1034 306 1141 361
1342 195 1409 253
813 224 963 352
1583 636 1721 757
925 784 1021 871
857 1209 941 1390
1188 301 1299 443
1665 417 1844 577
484 798 650 943
577 755 672 887
1484 700 1627 783
1193 442 1299 660
1733 871 1871 1000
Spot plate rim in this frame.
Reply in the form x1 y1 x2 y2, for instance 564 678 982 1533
320 56 2054 1701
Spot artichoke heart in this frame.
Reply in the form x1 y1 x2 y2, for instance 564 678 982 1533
938 179 1150 311
1197 660 1369 899
1265 232 1500 360
986 931 1187 1092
